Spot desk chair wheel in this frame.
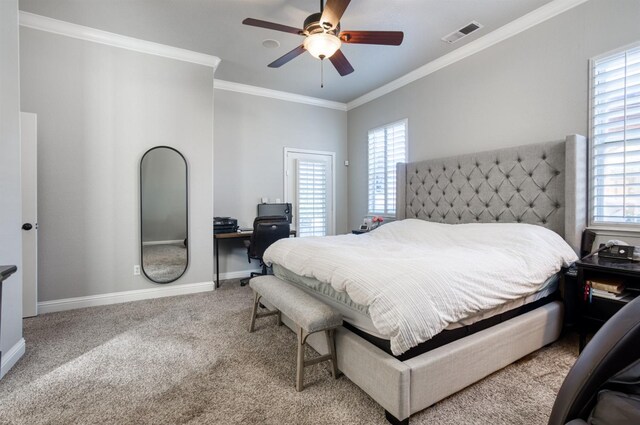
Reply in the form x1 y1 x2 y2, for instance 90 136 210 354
240 270 265 286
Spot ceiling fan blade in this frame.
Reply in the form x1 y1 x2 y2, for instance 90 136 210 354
329 49 354 76
339 31 404 45
268 45 306 68
320 0 351 30
242 18 302 35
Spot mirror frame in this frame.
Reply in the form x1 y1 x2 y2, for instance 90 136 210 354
140 145 189 284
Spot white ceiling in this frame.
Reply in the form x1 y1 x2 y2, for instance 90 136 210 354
19 0 554 103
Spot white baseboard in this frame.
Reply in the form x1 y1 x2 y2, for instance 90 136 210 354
1 338 26 379
217 269 260 281
38 281 214 314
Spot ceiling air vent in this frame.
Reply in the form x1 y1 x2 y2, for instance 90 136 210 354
441 21 483 44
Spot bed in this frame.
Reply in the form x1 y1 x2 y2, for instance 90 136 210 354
262 135 587 424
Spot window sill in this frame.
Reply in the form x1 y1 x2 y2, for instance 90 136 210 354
587 225 640 236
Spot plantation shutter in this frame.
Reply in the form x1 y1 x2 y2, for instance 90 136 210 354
296 159 328 237
591 45 640 224
368 120 407 215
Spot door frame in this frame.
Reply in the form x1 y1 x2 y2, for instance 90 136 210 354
20 111 38 317
283 147 336 236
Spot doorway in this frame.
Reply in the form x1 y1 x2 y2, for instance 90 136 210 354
284 148 335 237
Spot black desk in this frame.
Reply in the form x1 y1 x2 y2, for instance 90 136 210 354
0 265 18 368
575 256 640 352
213 231 296 288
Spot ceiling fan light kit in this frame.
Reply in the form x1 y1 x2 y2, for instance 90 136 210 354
304 33 341 59
243 0 403 79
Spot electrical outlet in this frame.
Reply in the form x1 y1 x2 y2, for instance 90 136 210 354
133 265 141 276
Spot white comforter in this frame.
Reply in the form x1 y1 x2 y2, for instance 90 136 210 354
263 219 578 355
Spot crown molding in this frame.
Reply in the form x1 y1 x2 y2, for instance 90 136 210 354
19 0 587 112
214 79 347 111
19 11 221 70
346 0 590 111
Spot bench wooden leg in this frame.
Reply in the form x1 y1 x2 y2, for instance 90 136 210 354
248 292 282 332
325 328 339 379
249 292 260 333
296 326 306 392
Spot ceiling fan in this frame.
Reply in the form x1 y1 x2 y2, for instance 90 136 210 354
243 0 404 77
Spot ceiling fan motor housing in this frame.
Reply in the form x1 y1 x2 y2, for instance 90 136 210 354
303 12 340 36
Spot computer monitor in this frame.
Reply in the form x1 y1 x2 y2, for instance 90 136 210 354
257 203 292 223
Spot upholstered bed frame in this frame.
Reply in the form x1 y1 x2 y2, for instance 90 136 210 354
396 135 587 253
276 135 587 424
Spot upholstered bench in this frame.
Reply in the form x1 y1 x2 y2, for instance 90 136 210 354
249 275 343 391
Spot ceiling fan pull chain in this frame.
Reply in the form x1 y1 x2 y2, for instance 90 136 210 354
321 58 324 88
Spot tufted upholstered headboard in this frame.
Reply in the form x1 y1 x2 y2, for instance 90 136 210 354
396 135 587 252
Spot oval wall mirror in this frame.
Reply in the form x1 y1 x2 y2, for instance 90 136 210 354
140 146 188 283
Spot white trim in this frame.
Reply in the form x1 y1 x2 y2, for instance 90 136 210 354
19 11 220 70
590 39 640 62
588 54 596 227
346 0 590 110
367 118 408 217
1 338 26 379
218 269 260 280
142 239 184 246
586 226 640 236
17 1 588 111
214 79 347 111
588 41 640 228
38 281 214 314
283 147 337 236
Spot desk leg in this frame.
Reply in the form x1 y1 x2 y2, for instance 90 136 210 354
215 237 219 289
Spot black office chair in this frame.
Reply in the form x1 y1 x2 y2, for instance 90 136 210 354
239 215 290 286
548 295 640 425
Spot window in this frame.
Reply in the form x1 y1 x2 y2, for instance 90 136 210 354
368 119 407 216
590 43 640 225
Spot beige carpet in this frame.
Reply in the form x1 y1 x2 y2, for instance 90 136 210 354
0 280 578 425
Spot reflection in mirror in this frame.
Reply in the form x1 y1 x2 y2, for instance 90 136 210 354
140 146 188 283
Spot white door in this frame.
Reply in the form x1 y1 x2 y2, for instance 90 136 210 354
21 112 38 318
284 149 335 237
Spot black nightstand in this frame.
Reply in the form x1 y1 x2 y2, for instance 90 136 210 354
575 256 640 352
351 229 369 234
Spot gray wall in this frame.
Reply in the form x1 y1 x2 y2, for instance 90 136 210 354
0 0 24 377
347 0 640 229
141 148 187 243
214 90 347 276
20 28 214 302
